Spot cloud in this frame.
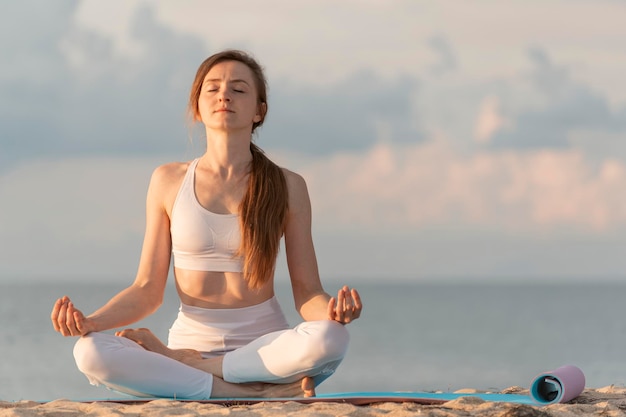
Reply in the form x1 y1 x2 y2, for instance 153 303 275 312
0 0 76 81
0 0 77 167
489 48 626 150
285 139 626 235
0 3 208 171
428 35 458 76
3 0 626 282
261 71 422 154
5 3 624 166
4 141 624 281
474 95 510 144
1 1 426 172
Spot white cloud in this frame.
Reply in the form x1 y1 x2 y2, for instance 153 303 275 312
72 1 145 59
474 96 510 144
5 1 625 163
262 71 421 154
0 2 208 168
281 139 626 234
109 0 626 106
428 35 458 76
482 48 626 151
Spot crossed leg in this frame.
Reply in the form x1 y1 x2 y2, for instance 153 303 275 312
116 328 317 396
75 331 315 399
116 322 348 396
115 328 221 374
115 328 317 397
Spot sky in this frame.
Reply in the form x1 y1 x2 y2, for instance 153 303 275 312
1 0 626 284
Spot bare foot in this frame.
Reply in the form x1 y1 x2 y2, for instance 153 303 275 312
302 376 316 397
260 377 315 398
115 328 169 354
116 328 202 363
210 376 316 398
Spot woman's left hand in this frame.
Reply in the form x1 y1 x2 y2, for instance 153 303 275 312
327 286 362 324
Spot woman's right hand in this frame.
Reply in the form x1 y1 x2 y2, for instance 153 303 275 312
51 296 95 336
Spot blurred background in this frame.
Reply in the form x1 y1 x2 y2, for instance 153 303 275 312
2 0 626 284
1 0 625 401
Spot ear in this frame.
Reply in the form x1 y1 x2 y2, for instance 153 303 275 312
254 102 267 123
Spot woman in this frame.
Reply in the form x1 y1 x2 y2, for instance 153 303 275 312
50 50 362 399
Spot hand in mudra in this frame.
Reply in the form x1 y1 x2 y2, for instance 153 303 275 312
327 286 362 324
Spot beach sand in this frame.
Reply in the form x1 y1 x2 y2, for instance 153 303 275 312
2 386 626 417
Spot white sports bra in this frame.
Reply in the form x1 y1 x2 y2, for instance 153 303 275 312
170 159 244 272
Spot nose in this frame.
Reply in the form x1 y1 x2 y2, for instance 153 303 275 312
218 89 231 102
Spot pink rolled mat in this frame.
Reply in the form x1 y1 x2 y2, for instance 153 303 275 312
530 365 585 404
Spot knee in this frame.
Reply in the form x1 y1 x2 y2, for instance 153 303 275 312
73 332 125 379
298 320 350 363
73 333 104 376
319 320 350 355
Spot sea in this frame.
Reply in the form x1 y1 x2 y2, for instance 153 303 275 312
1 280 625 401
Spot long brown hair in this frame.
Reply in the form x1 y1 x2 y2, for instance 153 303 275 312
188 50 288 289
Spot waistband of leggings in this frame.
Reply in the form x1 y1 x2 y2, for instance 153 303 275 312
178 296 285 324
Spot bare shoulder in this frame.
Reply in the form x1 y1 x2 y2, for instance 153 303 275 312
281 168 311 211
282 167 308 192
150 161 189 188
147 161 192 210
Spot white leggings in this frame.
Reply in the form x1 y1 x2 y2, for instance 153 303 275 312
73 298 349 399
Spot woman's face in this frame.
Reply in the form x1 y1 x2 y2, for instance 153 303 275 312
196 60 264 133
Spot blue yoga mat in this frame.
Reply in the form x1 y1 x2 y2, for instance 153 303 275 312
38 365 585 406
315 391 537 405
52 391 535 406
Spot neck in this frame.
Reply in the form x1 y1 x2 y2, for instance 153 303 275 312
201 129 253 177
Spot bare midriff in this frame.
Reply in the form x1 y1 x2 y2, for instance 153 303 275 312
174 268 275 309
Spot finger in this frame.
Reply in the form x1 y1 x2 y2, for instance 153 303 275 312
343 292 355 323
336 289 346 322
74 310 88 335
51 296 71 333
351 288 362 306
327 297 337 320
351 288 363 318
56 300 70 336
50 298 64 332
343 286 354 309
337 287 346 307
342 286 356 321
74 311 83 334
66 302 81 336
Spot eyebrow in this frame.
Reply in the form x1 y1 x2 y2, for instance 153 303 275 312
203 78 250 86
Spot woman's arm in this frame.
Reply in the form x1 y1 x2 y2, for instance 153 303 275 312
283 170 362 324
51 165 176 336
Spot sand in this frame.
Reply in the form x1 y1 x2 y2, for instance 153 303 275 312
2 386 626 417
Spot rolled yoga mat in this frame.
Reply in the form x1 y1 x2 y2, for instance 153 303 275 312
530 365 585 405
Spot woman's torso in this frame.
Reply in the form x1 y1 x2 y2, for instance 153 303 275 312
163 159 275 309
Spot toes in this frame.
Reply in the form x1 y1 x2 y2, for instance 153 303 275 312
302 377 316 397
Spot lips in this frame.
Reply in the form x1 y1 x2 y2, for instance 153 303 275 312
215 108 234 113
